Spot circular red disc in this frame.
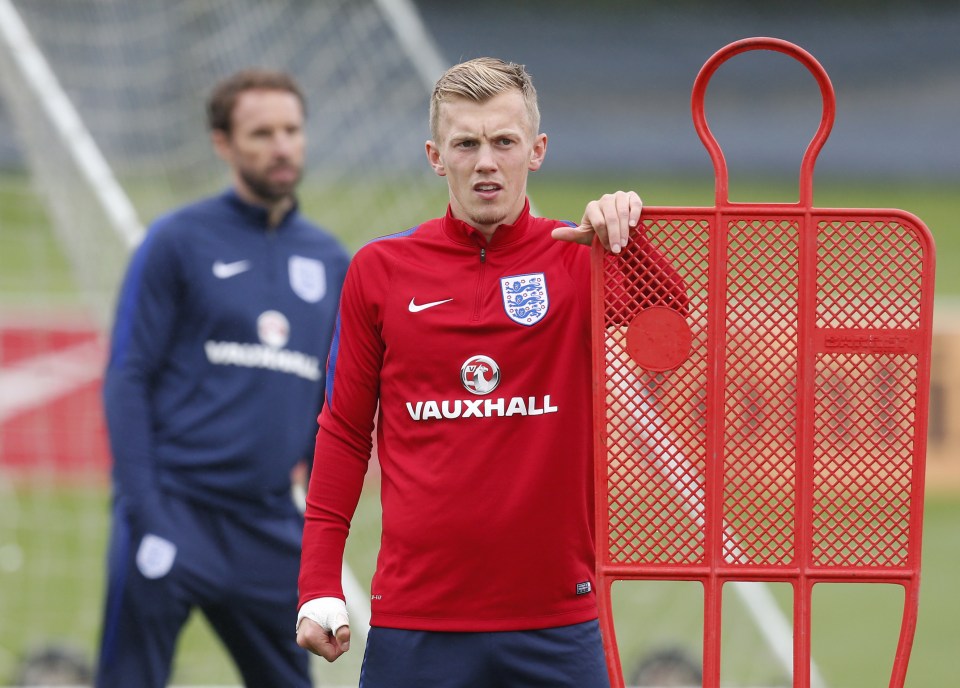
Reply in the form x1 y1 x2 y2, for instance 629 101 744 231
625 306 692 371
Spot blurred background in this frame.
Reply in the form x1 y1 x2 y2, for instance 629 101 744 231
420 0 960 180
0 0 956 686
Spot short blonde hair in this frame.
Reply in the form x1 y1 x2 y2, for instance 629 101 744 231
429 57 540 142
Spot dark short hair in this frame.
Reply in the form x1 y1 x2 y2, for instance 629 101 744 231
206 68 306 133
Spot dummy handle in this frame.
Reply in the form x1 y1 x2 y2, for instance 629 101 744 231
691 37 836 208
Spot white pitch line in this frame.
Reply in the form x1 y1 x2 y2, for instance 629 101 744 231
0 338 105 422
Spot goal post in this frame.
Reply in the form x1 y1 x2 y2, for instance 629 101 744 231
0 0 143 328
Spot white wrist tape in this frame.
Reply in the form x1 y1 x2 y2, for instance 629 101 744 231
296 597 350 634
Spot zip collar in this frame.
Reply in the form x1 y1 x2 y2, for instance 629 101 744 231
223 188 299 230
440 199 533 249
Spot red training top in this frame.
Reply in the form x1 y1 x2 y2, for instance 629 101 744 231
300 200 683 631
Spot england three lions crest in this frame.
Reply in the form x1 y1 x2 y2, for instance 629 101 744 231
289 256 326 303
500 273 549 326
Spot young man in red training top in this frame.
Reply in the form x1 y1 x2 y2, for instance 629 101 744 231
296 57 681 687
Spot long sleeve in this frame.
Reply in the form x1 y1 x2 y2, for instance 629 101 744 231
299 254 383 604
103 227 180 536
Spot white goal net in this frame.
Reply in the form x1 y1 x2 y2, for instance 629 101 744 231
0 0 447 684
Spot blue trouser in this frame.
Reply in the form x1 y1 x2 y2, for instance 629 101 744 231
359 620 611 688
95 493 311 688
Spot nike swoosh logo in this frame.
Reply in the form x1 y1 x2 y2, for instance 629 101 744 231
408 297 453 313
212 260 251 279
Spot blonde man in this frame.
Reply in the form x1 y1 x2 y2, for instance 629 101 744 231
297 57 682 687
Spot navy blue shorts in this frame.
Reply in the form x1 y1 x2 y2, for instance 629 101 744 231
95 494 311 688
359 620 611 688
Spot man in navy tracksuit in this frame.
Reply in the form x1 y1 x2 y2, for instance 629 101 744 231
95 69 350 688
